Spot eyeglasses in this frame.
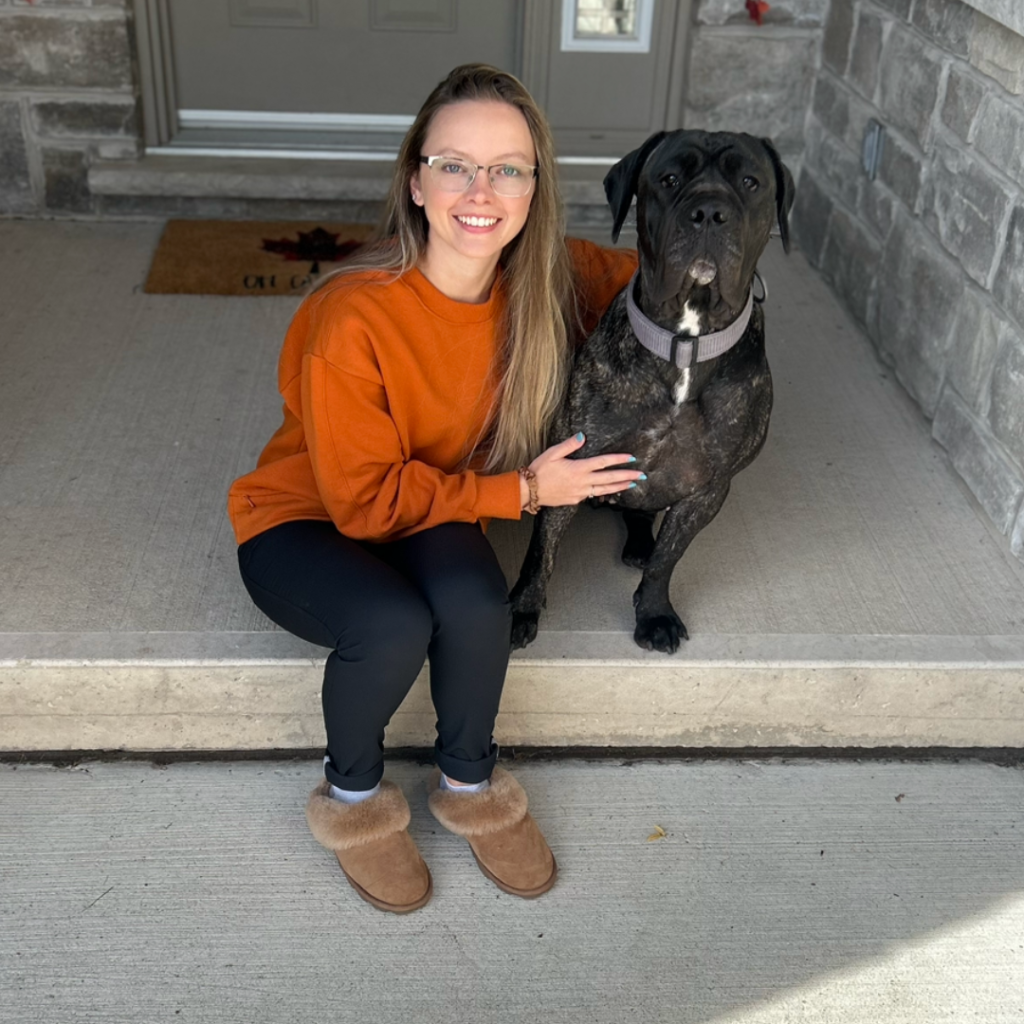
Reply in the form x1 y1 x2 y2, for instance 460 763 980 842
419 155 537 198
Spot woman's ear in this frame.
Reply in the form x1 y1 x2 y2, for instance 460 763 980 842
410 172 424 206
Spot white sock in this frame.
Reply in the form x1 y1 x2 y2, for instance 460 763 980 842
328 782 381 804
441 774 490 794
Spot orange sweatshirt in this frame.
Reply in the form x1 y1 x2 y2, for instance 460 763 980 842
227 237 638 546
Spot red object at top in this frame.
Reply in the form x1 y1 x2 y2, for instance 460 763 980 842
746 0 771 24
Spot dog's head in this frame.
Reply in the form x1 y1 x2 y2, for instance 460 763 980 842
604 129 795 329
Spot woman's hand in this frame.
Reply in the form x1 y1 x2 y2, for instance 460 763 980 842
522 432 644 509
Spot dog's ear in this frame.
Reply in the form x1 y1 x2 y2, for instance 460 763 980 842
761 137 796 254
603 131 667 244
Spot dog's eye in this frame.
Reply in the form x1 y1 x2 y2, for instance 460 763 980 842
743 176 760 191
660 173 680 188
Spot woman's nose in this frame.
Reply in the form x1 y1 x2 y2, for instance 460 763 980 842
465 169 497 199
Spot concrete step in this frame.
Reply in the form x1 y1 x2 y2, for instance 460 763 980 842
87 152 614 227
2 219 1023 755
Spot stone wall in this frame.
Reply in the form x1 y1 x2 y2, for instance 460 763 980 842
685 0 830 176
0 0 140 216
795 0 1024 558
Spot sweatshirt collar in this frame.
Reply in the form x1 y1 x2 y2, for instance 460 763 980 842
402 266 503 324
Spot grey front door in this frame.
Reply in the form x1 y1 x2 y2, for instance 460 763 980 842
141 0 689 157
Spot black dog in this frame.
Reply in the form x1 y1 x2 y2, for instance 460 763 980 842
510 129 795 653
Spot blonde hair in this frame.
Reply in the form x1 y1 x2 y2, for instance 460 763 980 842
311 63 577 473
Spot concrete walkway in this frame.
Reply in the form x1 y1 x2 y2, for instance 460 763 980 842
3 757 1023 1024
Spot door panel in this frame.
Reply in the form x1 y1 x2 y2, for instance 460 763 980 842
523 0 688 156
167 0 519 116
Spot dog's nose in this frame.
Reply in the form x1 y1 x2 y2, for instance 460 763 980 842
687 198 730 229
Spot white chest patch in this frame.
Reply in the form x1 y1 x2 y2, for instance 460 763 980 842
672 304 703 405
676 304 703 338
673 368 692 405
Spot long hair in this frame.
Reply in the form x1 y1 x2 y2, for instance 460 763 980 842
311 63 577 473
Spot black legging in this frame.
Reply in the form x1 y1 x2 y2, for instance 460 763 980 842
237 519 511 790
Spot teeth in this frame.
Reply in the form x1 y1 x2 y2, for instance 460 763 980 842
457 216 498 227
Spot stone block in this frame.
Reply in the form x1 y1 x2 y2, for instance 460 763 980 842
42 147 92 213
848 8 885 100
878 24 943 149
910 0 975 58
967 1 1024 38
972 92 1024 186
877 128 924 212
685 35 818 153
30 98 138 139
0 100 35 214
822 0 854 73
809 128 863 212
872 0 911 19
946 287 1012 419
93 138 142 161
860 180 896 241
0 15 132 90
990 328 1024 470
970 12 1024 94
993 204 1024 330
922 138 1013 286
791 168 833 264
941 65 986 142
1012 503 1024 559
875 211 963 415
820 204 881 328
695 0 828 26
932 387 1024 535
812 73 850 141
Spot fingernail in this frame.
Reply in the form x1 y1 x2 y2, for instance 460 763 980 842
629 482 637 488
638 474 647 480
628 456 637 463
576 432 585 442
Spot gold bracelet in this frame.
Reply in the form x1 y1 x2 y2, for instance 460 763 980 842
518 466 540 515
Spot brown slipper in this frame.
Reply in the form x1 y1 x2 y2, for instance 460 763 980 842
306 780 432 913
427 767 557 898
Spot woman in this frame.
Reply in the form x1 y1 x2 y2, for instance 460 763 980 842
228 64 641 913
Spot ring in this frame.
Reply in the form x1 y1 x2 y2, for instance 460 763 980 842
589 486 594 499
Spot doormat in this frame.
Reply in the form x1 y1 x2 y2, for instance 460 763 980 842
143 219 377 296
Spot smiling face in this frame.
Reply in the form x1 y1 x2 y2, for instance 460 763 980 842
411 99 537 295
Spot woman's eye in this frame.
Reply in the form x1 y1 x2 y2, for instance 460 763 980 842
743 175 760 191
440 161 467 175
498 164 522 178
661 173 679 188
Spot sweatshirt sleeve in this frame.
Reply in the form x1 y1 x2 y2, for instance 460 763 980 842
301 351 522 541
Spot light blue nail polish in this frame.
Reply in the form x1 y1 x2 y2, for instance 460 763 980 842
576 432 585 442
628 455 637 463
638 473 647 481
629 482 637 488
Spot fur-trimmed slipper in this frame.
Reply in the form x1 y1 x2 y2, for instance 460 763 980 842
306 780 432 913
427 767 557 898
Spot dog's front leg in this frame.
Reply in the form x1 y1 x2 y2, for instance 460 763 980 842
509 504 579 649
633 481 731 653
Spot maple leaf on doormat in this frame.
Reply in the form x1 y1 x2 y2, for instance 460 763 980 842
261 227 364 275
746 0 770 25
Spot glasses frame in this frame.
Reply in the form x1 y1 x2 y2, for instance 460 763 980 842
419 155 538 198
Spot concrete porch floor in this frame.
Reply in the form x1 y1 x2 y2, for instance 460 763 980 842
1 218 1024 752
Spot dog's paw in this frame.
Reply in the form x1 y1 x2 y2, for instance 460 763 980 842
620 544 651 570
634 611 689 653
510 612 540 650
